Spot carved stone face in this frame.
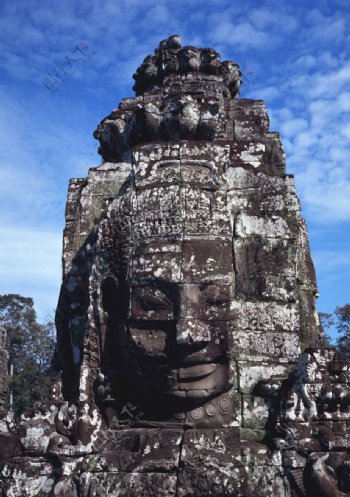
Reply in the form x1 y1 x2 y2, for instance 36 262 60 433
133 55 158 94
126 238 232 413
158 50 179 76
178 47 201 73
200 48 220 74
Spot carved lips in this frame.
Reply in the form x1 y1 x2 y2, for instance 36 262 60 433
163 361 230 398
178 363 217 381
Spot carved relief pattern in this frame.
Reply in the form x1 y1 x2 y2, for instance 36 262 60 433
0 36 342 497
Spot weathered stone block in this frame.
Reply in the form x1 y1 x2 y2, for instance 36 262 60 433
79 472 177 497
231 330 300 363
230 140 266 168
238 362 291 395
131 251 182 282
235 213 292 239
87 429 182 473
232 99 270 140
242 395 271 430
181 239 233 284
230 301 299 332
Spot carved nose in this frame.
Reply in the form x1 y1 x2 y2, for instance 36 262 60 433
175 318 210 346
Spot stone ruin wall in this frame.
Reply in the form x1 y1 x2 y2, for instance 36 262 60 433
1 36 350 497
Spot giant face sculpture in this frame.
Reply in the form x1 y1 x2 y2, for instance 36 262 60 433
102 146 235 424
127 239 233 415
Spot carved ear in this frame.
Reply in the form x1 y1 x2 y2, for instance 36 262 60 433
100 275 130 388
101 276 119 314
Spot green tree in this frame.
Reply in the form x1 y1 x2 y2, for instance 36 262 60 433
318 311 333 346
0 294 56 414
335 304 350 357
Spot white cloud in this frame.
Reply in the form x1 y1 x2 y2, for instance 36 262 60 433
295 55 316 68
337 91 350 111
249 7 298 33
340 123 350 139
309 63 350 98
313 247 350 292
298 174 350 223
210 21 272 50
0 85 99 226
280 118 308 138
0 225 62 321
250 85 280 101
318 51 342 69
263 48 350 225
306 10 345 43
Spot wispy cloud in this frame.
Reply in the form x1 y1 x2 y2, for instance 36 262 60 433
0 82 99 227
249 7 298 33
0 0 349 318
210 21 273 50
0 224 62 321
265 43 350 224
306 9 346 43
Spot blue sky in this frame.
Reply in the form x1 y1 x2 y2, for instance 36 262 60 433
0 0 349 340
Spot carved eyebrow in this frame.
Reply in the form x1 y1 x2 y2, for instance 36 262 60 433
137 288 172 310
201 286 230 303
181 160 213 171
206 293 230 304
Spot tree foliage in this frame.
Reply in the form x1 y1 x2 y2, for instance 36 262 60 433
318 311 333 346
335 304 350 357
0 294 57 414
319 304 350 357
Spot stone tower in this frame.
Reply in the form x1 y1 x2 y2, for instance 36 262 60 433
56 35 320 415
1 36 350 497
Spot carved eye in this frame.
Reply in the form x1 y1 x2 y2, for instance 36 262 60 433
207 296 228 306
139 289 171 310
204 288 230 306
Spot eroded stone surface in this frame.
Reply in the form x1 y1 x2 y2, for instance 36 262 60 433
0 35 341 497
